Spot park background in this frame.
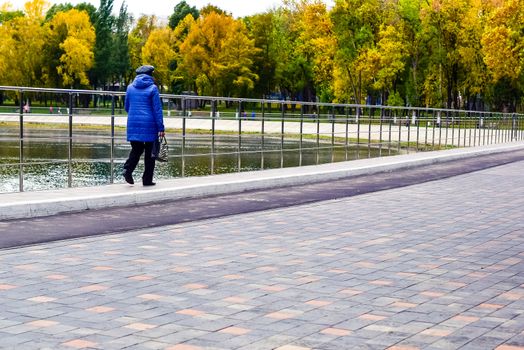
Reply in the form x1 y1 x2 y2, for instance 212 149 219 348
0 0 523 112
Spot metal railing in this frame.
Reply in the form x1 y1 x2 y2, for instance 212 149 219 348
1 86 523 193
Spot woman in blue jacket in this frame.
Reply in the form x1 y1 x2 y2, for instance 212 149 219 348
122 65 165 186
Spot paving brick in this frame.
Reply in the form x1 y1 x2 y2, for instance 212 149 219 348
1 159 524 348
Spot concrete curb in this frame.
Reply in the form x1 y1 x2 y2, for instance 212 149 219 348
2 142 524 221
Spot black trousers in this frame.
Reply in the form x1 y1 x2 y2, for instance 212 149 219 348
123 141 155 184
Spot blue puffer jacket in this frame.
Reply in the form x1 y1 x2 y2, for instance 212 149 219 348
125 74 165 142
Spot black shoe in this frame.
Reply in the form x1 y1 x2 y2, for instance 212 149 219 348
123 171 134 184
143 182 156 186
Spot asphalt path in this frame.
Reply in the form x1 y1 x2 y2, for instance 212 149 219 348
2 149 524 249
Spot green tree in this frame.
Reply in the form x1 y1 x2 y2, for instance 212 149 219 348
396 0 426 106
168 0 199 29
45 2 96 23
357 24 408 104
110 2 131 88
331 0 383 103
421 0 472 108
0 3 23 23
90 0 114 88
245 12 278 98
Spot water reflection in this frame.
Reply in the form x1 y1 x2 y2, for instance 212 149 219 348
0 125 396 193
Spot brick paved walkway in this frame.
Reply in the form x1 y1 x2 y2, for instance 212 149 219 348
1 161 523 349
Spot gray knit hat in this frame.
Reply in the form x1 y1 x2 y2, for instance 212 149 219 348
135 65 154 75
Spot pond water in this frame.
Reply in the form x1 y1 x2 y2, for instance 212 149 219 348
0 125 398 193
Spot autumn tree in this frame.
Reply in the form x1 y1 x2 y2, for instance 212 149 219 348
200 4 229 17
0 16 19 86
170 13 196 92
43 8 95 88
481 0 524 111
217 17 260 97
128 15 158 76
289 0 336 102
0 0 48 87
141 27 177 91
177 11 258 97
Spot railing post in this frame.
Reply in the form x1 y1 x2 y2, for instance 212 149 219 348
110 94 115 184
512 113 516 140
368 106 372 157
387 108 392 155
468 112 472 147
238 100 242 172
431 109 436 150
473 113 478 147
356 107 361 159
18 89 24 192
181 98 186 177
299 104 304 166
281 101 285 168
451 111 456 148
423 109 428 151
378 107 383 157
397 109 401 154
316 104 320 164
406 108 411 153
415 109 420 151
485 113 489 145
517 114 522 141
460 112 465 147
345 106 349 160
261 100 265 169
437 111 442 149
331 106 335 162
68 92 73 188
211 99 216 174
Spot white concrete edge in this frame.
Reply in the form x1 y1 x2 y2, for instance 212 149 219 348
1 142 524 221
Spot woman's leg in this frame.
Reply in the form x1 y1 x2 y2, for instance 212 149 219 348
142 141 156 185
123 141 145 183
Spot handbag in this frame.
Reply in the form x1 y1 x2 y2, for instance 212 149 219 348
152 136 168 162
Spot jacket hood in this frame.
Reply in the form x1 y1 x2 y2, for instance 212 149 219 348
132 74 155 89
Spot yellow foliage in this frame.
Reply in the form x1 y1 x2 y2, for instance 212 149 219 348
481 0 524 82
141 27 177 89
0 2 47 86
47 9 95 87
178 12 258 96
23 0 48 21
